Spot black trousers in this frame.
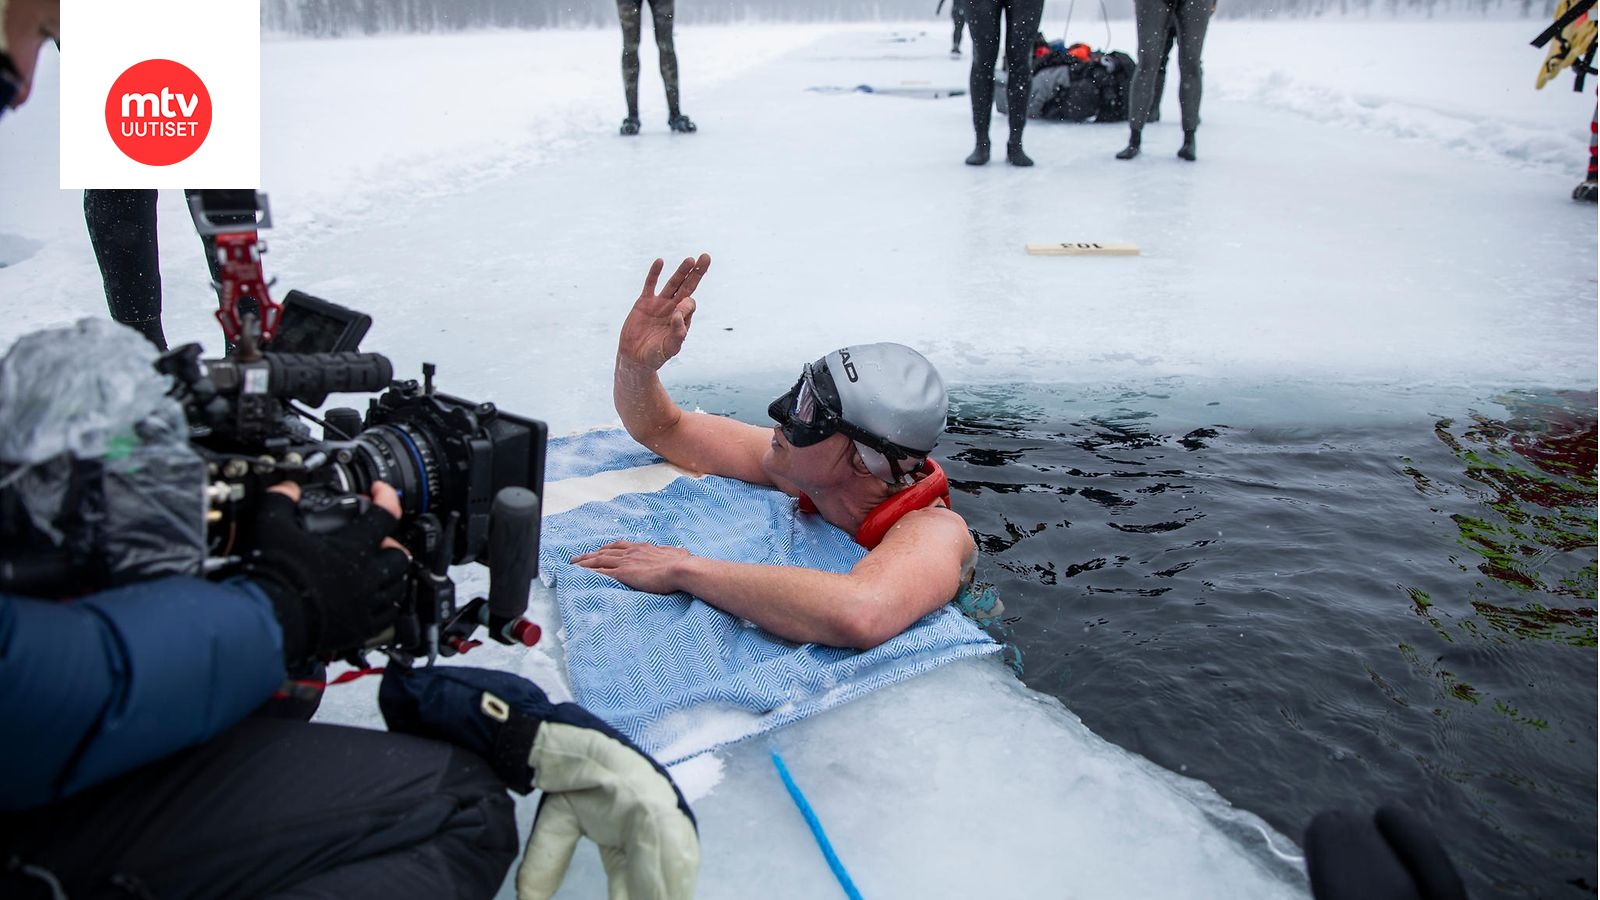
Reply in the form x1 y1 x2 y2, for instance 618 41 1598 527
82 190 253 352
0 719 518 900
618 0 680 120
84 189 167 350
966 0 1045 149
1127 0 1212 132
1149 21 1178 121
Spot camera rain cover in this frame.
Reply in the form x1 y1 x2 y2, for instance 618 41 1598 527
0 319 206 586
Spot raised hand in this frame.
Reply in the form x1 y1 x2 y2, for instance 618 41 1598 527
617 253 711 371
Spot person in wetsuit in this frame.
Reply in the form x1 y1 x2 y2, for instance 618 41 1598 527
82 189 252 351
1117 0 1215 161
964 0 1046 166
1145 20 1179 123
576 253 978 650
617 0 696 136
938 0 970 57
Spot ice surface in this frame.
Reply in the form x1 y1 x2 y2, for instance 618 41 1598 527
2 22 1592 414
1 17 1593 899
549 655 1308 899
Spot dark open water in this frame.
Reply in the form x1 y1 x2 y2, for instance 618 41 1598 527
683 378 1597 898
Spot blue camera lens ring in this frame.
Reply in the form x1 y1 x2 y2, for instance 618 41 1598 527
391 425 431 514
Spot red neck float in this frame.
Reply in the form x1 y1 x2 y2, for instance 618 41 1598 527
796 459 952 550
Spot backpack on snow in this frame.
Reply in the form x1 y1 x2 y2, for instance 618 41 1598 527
996 39 1136 123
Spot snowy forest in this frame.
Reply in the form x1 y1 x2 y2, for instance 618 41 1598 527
262 0 1552 36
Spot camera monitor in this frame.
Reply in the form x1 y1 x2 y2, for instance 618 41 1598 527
268 290 372 354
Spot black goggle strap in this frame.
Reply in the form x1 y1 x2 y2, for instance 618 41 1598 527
888 452 926 481
836 420 926 480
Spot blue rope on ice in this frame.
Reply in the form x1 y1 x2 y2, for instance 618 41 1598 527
770 748 864 900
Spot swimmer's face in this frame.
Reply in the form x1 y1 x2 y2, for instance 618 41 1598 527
763 427 857 488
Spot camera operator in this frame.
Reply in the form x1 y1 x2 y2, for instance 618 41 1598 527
4 11 520 890
0 322 700 899
0 315 701 900
0 476 522 899
0 0 57 111
5 4 700 886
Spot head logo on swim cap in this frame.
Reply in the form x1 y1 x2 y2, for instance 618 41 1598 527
820 343 947 482
837 349 860 383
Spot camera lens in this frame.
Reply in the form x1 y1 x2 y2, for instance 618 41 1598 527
332 423 444 518
313 387 544 569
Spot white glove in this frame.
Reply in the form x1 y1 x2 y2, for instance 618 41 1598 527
516 720 699 900
376 665 698 900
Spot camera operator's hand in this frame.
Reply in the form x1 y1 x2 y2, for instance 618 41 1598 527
616 253 711 372
242 481 410 664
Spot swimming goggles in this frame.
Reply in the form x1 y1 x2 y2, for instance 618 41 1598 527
768 363 923 478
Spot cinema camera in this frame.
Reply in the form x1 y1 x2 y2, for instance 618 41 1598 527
0 190 548 665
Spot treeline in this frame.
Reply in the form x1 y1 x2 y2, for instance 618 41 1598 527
262 0 1548 37
1214 0 1547 16
261 0 960 34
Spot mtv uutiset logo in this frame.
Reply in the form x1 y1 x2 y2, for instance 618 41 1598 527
61 1 259 189
105 59 212 166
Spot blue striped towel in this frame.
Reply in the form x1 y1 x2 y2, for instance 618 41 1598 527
540 429 999 765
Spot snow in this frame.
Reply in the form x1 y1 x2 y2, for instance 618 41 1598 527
1 16 1593 899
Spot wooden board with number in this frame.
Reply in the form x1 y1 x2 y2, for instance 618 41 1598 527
1026 242 1141 256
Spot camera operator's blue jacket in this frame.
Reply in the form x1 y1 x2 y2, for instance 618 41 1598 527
0 576 286 811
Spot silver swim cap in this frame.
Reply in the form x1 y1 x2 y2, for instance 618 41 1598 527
766 343 947 483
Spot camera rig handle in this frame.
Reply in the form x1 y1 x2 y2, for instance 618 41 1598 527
187 190 283 345
488 487 541 630
439 487 543 656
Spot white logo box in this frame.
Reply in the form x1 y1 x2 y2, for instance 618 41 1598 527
61 0 260 189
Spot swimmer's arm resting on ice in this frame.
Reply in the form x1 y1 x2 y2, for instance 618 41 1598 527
572 507 973 650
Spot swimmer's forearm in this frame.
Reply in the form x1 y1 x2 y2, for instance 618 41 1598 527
674 557 888 650
614 357 684 451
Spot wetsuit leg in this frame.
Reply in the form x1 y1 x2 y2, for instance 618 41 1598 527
1126 0 1176 131
1149 22 1177 122
0 719 518 900
83 189 165 350
617 0 643 119
952 0 967 51
1000 0 1045 150
966 0 1003 146
647 0 680 119
1172 0 1212 134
